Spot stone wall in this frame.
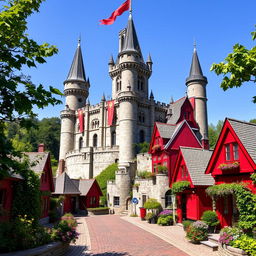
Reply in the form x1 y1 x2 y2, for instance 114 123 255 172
1 242 69 256
218 244 248 256
137 153 152 172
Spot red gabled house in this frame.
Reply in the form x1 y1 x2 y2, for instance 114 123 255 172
205 118 256 227
26 144 54 223
0 172 23 221
149 117 202 183
172 147 214 223
54 172 103 214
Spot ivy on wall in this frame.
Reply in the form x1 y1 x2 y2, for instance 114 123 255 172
206 183 256 230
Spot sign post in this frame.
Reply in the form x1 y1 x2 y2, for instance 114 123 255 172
171 194 176 225
132 197 139 215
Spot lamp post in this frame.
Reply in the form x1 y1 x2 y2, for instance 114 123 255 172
171 194 176 225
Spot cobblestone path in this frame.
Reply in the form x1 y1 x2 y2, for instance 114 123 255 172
86 215 189 256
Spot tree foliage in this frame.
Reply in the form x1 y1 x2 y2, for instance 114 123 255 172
0 0 62 178
208 120 223 149
211 26 256 102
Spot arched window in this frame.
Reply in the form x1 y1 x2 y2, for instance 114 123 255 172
138 112 145 123
137 76 144 91
165 190 172 208
116 76 122 92
111 131 116 146
93 134 98 147
79 137 83 150
139 130 145 143
91 119 99 129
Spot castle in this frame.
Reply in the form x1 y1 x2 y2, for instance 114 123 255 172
58 13 209 212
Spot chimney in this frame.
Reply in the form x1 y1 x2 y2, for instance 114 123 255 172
58 159 65 175
38 144 45 152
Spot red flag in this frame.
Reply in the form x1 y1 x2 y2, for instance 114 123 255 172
107 100 115 126
100 0 130 25
78 109 84 133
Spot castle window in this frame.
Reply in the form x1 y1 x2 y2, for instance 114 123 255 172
93 134 98 147
113 196 120 206
91 119 99 129
111 131 116 146
78 98 82 103
79 137 83 150
139 130 145 143
138 112 145 123
116 76 122 92
137 76 144 91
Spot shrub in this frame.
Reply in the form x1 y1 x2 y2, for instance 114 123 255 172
232 235 256 256
51 213 79 243
156 165 168 174
219 227 243 246
158 209 173 216
137 171 155 179
157 215 173 226
96 163 118 206
87 207 109 211
145 212 155 220
171 181 190 194
144 198 162 210
130 213 138 217
182 220 193 231
186 221 208 243
201 210 220 227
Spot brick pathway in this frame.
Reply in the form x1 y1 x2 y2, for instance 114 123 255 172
85 215 189 256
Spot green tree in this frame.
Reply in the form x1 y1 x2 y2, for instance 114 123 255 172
211 26 256 102
208 120 224 149
249 119 256 124
0 0 62 178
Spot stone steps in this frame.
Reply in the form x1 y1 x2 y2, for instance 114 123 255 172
200 234 219 251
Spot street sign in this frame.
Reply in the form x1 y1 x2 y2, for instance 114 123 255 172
132 197 138 204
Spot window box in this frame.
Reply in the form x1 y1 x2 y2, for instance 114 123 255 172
218 161 240 171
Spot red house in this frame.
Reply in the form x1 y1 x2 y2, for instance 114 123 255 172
26 145 54 223
172 147 214 223
205 118 256 227
0 172 23 221
54 172 102 214
149 118 202 183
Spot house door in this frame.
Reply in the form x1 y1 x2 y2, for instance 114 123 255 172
181 194 187 220
142 195 147 207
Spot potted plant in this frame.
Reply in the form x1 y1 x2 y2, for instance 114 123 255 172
186 220 208 244
182 220 193 231
157 210 173 226
144 198 162 224
201 210 220 233
145 212 157 224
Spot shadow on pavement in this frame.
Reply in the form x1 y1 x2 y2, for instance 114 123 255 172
88 253 131 256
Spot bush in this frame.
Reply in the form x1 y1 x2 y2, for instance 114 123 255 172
201 210 220 227
232 235 256 256
182 220 193 231
137 171 155 179
51 213 79 243
145 212 155 220
157 215 173 226
0 215 51 253
186 221 208 243
96 163 118 206
130 213 138 217
171 181 190 194
219 226 243 246
144 198 162 210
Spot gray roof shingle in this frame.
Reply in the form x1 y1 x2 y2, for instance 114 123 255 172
25 152 49 176
167 97 186 125
78 179 95 196
180 147 214 186
156 123 177 139
228 118 256 163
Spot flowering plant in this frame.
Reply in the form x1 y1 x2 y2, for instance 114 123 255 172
218 161 239 171
219 227 242 246
158 209 173 216
186 221 208 243
152 144 161 151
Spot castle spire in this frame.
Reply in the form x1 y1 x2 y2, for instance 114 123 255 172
65 39 86 83
121 13 142 56
185 46 207 85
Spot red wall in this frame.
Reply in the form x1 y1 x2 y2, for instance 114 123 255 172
0 179 14 221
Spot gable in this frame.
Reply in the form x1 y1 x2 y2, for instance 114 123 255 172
40 154 54 192
177 99 197 128
206 119 256 176
86 180 103 197
165 121 202 151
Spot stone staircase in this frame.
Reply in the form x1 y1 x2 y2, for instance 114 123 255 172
200 233 219 251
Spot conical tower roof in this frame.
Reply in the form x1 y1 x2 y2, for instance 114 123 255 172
65 40 86 83
186 48 207 85
121 14 142 56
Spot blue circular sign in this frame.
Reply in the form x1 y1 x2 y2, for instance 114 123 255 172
132 197 139 204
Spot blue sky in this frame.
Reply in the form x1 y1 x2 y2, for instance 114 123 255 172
25 0 256 125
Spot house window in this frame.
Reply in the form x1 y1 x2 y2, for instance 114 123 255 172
93 134 98 147
0 190 5 207
113 196 120 206
225 144 231 161
233 143 239 160
79 137 83 150
111 131 116 146
90 196 96 205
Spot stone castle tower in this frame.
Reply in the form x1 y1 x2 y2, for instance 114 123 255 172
186 46 209 149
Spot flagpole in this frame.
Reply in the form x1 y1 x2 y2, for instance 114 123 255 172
129 0 132 14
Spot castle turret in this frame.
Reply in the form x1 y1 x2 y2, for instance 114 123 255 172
186 46 209 149
63 39 89 110
58 40 89 171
